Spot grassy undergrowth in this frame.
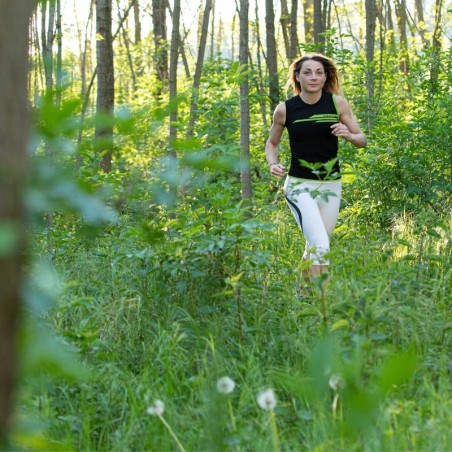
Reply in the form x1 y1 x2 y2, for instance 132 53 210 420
16 192 451 451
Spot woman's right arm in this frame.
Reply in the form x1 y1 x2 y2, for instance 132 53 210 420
265 103 287 178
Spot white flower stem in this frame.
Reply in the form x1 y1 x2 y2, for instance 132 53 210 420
269 409 280 452
332 393 339 420
158 414 186 452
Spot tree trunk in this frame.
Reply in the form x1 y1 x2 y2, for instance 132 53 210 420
265 0 279 113
210 0 216 57
415 0 424 22
365 0 376 71
187 0 213 137
96 0 115 173
365 0 376 130
240 0 253 201
280 0 291 60
152 0 168 97
76 0 94 168
169 0 181 149
289 0 299 59
314 0 325 51
376 0 385 100
303 0 314 43
56 0 62 107
80 0 95 98
41 0 56 92
165 4 191 79
429 0 443 94
134 0 141 44
0 0 33 444
121 25 137 94
395 0 409 75
386 0 396 49
254 0 268 128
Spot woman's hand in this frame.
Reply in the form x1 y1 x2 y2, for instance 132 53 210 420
331 122 352 141
269 162 286 179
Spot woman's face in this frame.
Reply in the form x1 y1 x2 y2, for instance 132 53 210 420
296 59 327 94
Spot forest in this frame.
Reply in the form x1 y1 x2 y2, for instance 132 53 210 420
0 0 451 450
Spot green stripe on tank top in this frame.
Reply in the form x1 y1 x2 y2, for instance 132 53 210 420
293 113 339 124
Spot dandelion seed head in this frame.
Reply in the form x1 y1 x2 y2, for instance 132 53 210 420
329 374 345 392
147 399 165 416
216 376 236 394
257 388 277 411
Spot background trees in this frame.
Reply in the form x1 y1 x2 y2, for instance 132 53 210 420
6 0 452 448
95 0 114 173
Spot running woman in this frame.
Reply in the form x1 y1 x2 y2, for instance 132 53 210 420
265 53 367 294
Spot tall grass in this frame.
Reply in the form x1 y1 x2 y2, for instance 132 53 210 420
16 195 451 451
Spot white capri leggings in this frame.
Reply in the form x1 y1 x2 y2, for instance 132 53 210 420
283 176 342 266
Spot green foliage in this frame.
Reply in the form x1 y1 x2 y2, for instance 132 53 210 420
15 33 452 451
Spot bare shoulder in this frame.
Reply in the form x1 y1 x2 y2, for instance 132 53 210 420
273 102 286 125
334 94 352 112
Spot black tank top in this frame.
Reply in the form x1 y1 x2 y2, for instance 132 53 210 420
285 92 340 180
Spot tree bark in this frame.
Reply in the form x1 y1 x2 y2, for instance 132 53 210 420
56 0 62 107
134 0 141 44
280 0 291 59
365 0 376 130
254 0 268 128
41 0 56 92
429 0 443 94
386 0 396 49
0 0 33 444
240 0 253 201
289 0 299 59
395 0 409 75
303 0 314 43
166 1 191 79
415 0 424 23
152 0 168 97
96 0 115 173
314 0 326 51
265 0 279 113
169 0 181 149
210 0 216 57
187 0 213 137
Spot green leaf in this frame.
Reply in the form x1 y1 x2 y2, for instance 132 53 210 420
378 350 417 394
330 318 349 332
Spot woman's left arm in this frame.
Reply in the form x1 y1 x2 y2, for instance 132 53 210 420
331 95 367 148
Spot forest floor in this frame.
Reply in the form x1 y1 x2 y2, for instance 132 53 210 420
16 199 452 451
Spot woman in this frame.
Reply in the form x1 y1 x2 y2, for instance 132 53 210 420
265 53 366 294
